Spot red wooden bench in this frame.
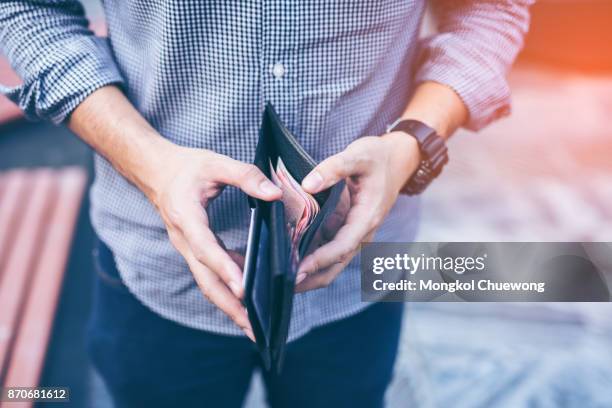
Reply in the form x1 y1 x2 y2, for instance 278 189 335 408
0 167 87 407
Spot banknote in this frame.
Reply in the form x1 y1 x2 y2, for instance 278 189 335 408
269 158 320 252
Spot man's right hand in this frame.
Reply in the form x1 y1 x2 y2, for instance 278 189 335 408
145 145 282 341
68 86 282 341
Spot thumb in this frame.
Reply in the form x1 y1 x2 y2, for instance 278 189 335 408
302 149 360 194
218 160 282 201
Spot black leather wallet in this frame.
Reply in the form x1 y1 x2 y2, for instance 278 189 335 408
243 104 345 373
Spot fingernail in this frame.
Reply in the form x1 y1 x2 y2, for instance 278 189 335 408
260 180 281 196
229 280 243 298
296 272 307 285
302 171 323 192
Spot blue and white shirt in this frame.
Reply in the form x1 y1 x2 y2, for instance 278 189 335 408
0 0 531 340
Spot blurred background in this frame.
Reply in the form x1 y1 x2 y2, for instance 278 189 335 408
1 1 611 407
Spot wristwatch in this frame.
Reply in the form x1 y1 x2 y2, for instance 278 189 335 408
387 118 449 195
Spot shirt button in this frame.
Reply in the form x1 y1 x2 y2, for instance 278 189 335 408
272 63 285 79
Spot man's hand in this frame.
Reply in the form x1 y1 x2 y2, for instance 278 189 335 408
294 81 467 291
67 86 283 340
295 132 420 291
146 145 282 340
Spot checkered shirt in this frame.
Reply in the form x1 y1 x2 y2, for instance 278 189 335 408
0 0 531 340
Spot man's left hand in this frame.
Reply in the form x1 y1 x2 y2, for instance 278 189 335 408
295 131 421 292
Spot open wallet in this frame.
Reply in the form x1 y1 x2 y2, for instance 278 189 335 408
242 104 346 373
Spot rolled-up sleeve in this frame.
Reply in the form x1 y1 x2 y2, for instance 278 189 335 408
415 0 533 131
0 1 124 124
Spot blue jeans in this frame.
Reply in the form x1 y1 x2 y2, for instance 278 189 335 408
87 240 403 408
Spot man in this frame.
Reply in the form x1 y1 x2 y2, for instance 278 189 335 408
0 1 531 406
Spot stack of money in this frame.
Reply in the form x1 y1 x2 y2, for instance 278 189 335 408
269 158 320 252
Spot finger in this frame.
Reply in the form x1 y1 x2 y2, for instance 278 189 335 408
187 254 255 341
167 230 255 341
301 144 370 194
227 250 245 270
176 199 245 299
185 231 244 299
295 262 347 293
216 159 281 201
298 203 377 275
215 235 245 269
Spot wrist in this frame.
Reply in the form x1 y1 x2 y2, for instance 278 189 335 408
67 86 184 203
400 81 469 139
381 131 420 192
130 134 182 202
